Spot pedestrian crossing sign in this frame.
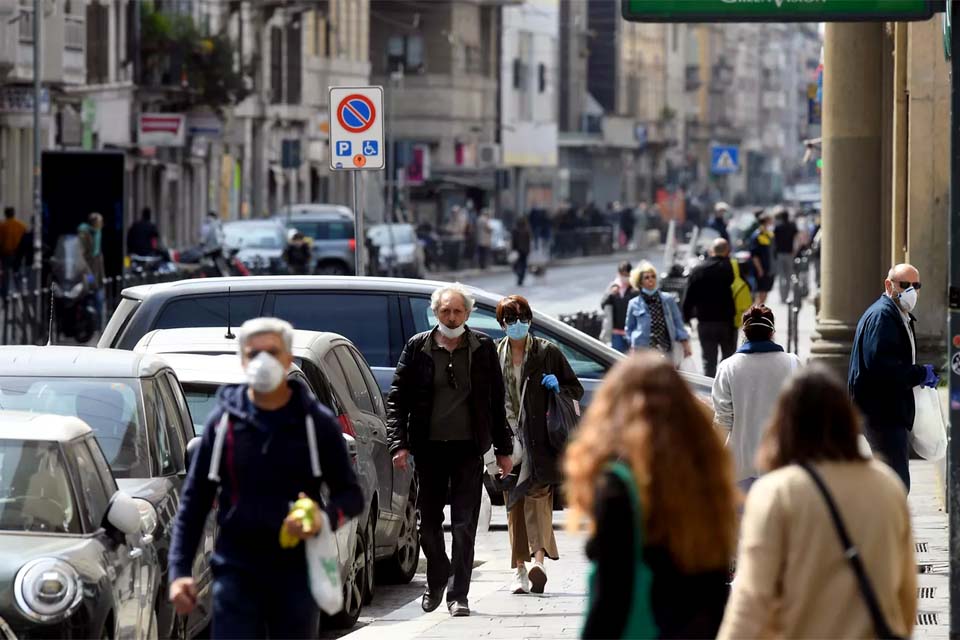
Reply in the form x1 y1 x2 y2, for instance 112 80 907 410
710 145 739 175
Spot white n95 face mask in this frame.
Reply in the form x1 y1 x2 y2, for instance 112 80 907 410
245 352 286 393
898 287 918 313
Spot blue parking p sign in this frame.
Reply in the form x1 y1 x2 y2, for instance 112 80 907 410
336 141 352 157
710 145 739 175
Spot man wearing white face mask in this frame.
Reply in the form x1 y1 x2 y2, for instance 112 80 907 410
849 264 940 492
386 283 515 618
168 317 364 638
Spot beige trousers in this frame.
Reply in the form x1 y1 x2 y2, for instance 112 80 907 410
505 484 559 566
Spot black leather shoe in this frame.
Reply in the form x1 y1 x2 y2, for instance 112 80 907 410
422 585 445 613
448 600 470 617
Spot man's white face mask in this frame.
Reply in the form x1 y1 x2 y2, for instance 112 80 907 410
897 286 918 313
245 352 286 392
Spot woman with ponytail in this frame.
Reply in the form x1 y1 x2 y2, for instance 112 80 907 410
711 305 801 488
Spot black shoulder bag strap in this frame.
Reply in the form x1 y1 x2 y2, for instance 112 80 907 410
800 463 904 640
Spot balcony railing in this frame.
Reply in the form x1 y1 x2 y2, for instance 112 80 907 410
17 7 32 43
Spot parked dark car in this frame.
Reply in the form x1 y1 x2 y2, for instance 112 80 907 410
133 329 420 628
0 412 159 639
0 346 213 639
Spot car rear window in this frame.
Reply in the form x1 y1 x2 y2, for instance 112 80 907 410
153 294 263 332
288 220 354 241
272 293 391 367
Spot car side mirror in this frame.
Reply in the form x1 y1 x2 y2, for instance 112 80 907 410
185 436 202 470
105 492 142 536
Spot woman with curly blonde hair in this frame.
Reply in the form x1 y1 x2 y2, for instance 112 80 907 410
566 353 738 639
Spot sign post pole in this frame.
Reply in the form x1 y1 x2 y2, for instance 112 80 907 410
354 171 364 277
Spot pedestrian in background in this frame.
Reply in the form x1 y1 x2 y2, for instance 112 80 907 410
0 207 26 297
200 211 223 252
600 261 638 353
619 204 635 249
709 202 730 242
625 261 691 364
712 305 801 489
682 238 736 376
719 365 916 639
283 232 312 275
848 263 938 492
476 209 493 270
750 212 776 304
127 207 160 257
168 318 364 638
774 209 798 302
386 284 514 617
567 353 738 639
496 295 583 595
77 212 106 328
511 218 532 287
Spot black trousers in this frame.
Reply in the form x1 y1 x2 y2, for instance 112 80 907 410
416 441 483 603
864 424 911 493
697 321 737 378
514 253 529 286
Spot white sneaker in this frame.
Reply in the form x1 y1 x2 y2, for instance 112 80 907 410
511 566 530 594
529 561 547 594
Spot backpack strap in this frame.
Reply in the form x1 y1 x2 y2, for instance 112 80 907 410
207 412 231 482
305 413 322 478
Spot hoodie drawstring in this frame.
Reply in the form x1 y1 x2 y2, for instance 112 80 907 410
207 412 231 482
305 413 321 478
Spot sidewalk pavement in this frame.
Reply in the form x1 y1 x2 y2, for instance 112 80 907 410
425 248 645 283
911 459 949 638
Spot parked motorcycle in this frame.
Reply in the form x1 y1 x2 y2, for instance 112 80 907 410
177 246 249 278
50 235 98 344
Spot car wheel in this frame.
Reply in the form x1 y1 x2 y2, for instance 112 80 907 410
315 261 349 275
362 511 376 605
378 480 420 584
326 524 365 629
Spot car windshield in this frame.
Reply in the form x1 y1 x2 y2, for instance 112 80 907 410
223 224 285 250
0 378 149 478
181 383 219 435
0 441 80 534
368 225 416 246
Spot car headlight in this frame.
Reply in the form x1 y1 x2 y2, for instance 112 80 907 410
14 558 82 622
133 498 158 536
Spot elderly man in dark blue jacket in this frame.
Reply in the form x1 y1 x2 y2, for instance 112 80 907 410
168 317 364 638
848 264 939 492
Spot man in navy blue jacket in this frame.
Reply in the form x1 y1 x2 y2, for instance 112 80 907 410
848 264 939 491
168 318 364 638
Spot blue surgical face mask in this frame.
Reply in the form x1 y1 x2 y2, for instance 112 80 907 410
642 287 658 295
504 321 530 341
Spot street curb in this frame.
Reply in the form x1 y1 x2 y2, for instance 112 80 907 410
425 247 659 282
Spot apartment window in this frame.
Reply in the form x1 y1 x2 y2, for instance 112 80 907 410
86 2 109 84
286 21 302 104
465 45 482 75
386 35 423 73
270 26 283 104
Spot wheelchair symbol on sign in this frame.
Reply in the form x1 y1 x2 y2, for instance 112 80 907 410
362 140 379 156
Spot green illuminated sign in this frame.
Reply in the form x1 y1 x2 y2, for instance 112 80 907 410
622 0 937 23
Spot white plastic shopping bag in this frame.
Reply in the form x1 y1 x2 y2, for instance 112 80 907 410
678 356 701 375
911 386 947 461
305 511 344 615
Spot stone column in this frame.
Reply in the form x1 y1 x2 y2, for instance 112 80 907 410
810 23 885 375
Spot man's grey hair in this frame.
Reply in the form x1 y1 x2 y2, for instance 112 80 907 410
431 283 475 314
237 317 294 356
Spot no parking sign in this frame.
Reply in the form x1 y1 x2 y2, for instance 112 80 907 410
329 86 384 171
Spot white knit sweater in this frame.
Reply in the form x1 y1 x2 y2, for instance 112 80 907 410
711 350 802 481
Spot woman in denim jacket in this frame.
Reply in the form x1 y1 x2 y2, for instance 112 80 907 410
625 261 692 364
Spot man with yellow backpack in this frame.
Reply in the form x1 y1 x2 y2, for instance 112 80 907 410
682 238 742 377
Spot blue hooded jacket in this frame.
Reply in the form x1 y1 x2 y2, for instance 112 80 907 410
169 378 364 580
848 294 926 429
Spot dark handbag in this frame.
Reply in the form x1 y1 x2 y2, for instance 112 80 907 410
546 390 579 451
800 464 905 640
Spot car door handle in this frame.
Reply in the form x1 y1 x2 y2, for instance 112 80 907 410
129 547 144 560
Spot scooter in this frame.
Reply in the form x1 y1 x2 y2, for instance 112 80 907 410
50 235 98 344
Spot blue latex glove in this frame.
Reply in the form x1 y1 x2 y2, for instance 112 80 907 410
923 365 940 389
541 374 560 393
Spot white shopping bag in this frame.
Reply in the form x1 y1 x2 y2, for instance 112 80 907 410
678 356 701 374
911 387 947 461
305 511 344 615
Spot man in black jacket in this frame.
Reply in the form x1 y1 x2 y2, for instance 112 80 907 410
848 264 939 491
387 283 514 617
682 238 736 376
